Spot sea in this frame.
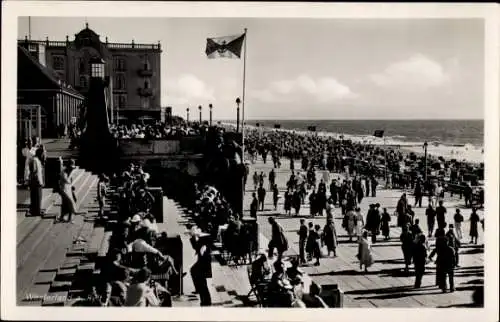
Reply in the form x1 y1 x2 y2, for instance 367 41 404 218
231 119 484 163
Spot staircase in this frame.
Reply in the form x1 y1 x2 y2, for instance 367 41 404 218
16 166 100 306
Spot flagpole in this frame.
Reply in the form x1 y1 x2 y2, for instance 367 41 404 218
241 28 247 218
242 28 247 160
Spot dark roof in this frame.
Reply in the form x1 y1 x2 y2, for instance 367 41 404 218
18 45 83 97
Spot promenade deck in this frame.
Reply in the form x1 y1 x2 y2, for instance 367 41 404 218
247 158 484 308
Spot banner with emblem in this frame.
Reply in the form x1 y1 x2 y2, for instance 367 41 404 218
205 34 246 59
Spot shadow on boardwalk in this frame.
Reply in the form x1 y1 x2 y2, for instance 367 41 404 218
342 284 483 301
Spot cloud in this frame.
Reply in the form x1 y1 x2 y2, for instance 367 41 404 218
164 74 215 105
250 75 356 103
370 54 451 90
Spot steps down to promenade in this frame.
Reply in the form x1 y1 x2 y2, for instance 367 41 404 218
16 167 98 306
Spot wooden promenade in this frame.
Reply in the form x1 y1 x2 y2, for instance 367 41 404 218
249 158 484 308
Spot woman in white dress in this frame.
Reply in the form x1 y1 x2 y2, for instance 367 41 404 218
57 158 78 223
358 231 374 272
354 207 365 240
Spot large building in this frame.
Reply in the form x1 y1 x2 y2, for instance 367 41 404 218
18 23 162 132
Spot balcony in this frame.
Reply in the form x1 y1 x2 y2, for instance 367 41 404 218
138 68 153 77
137 87 153 97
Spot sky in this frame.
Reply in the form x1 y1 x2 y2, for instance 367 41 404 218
18 17 485 120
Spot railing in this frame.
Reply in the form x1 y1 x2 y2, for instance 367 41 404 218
106 43 161 50
118 136 205 156
138 69 154 77
17 39 161 51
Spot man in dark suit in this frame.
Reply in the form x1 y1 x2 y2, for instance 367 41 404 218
250 193 258 218
257 184 266 211
297 219 308 264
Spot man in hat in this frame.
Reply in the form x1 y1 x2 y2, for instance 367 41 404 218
297 219 308 264
365 204 381 244
453 209 464 240
446 224 461 267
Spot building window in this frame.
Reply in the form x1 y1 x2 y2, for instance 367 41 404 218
141 97 150 109
144 56 150 70
144 80 150 89
78 58 86 74
118 95 127 108
52 55 65 70
114 74 126 90
79 75 88 88
114 58 126 71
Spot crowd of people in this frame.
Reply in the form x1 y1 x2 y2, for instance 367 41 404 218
244 127 484 207
88 162 223 307
109 121 204 139
244 127 485 299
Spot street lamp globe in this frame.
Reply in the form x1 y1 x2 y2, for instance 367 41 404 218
209 103 213 110
236 97 241 106
198 105 202 111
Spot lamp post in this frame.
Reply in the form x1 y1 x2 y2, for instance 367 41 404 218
236 97 241 133
198 105 202 124
209 103 213 126
186 107 190 123
423 141 428 182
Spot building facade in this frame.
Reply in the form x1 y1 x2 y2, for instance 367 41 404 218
18 45 85 138
18 23 162 124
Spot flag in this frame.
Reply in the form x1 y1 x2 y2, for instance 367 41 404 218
206 34 245 59
373 130 384 138
307 126 316 132
274 124 281 129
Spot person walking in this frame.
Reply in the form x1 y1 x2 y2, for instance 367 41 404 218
190 233 213 306
250 192 258 218
438 239 456 293
297 219 308 264
425 204 436 237
354 207 364 241
310 224 322 266
343 209 356 242
292 189 302 216
414 179 423 208
396 194 408 228
284 188 293 216
469 208 480 245
400 224 414 273
28 148 45 217
308 188 317 217
322 218 338 257
257 184 266 211
252 171 259 191
413 234 428 288
358 231 374 272
57 159 79 223
436 200 447 229
380 207 391 240
370 176 378 198
306 222 315 261
453 209 464 240
268 217 289 260
272 183 280 211
365 204 381 244
269 168 276 191
446 225 461 268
